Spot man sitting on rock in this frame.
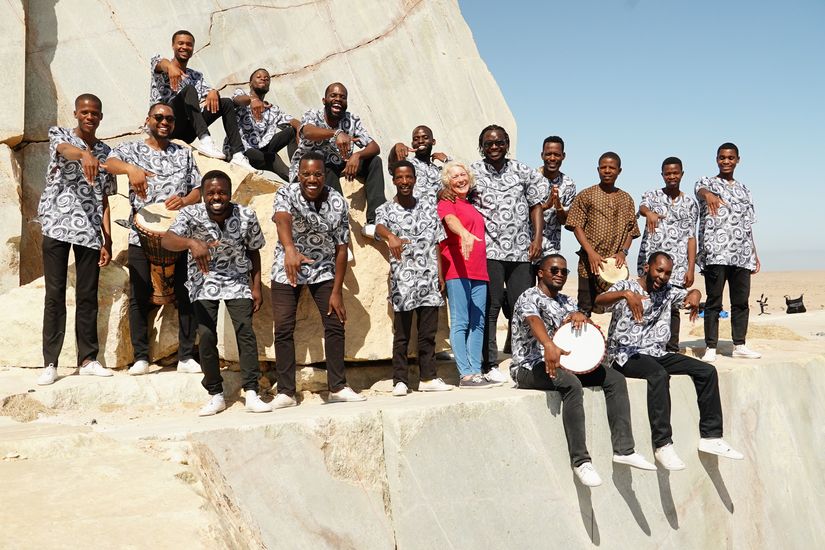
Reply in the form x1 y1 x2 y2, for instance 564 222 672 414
387 125 450 208
271 152 367 407
227 68 300 181
149 29 251 170
36 93 117 385
288 82 385 237
162 170 270 416
511 254 657 487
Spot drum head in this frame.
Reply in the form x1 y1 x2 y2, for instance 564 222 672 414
135 203 177 233
598 257 629 285
551 322 606 374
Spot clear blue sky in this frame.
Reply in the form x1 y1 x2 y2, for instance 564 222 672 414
458 0 824 271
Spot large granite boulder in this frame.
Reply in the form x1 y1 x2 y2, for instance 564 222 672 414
0 144 22 293
0 0 24 146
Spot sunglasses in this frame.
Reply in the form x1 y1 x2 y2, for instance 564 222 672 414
482 140 507 148
546 267 570 276
151 114 176 123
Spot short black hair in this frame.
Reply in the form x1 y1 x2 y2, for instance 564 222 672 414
598 151 621 167
324 82 347 96
147 102 171 115
647 251 673 266
542 136 565 151
75 93 102 110
172 30 194 42
299 151 325 167
391 160 416 178
661 156 683 170
201 169 232 192
538 254 567 269
249 67 269 81
413 125 433 137
717 142 739 156
478 124 510 149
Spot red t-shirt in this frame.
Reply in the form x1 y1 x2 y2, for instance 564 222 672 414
437 198 489 281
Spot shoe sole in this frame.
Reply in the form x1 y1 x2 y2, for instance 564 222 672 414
698 448 744 460
195 148 226 159
199 407 226 417
732 354 761 359
80 371 113 377
245 407 273 413
328 397 367 403
418 387 454 392
272 401 297 410
612 457 657 470
655 459 686 471
459 384 494 389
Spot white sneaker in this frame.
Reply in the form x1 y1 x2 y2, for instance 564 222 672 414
328 386 367 403
484 366 507 385
360 224 377 239
244 390 272 413
655 443 687 471
418 378 455 392
230 152 257 172
128 359 150 376
272 393 298 409
177 358 202 373
701 348 717 362
732 344 761 359
613 452 657 471
392 382 409 397
194 135 226 159
573 462 603 487
37 364 57 386
79 360 114 377
699 438 744 460
199 393 226 416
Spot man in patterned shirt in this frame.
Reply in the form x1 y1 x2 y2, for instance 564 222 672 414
288 82 385 234
566 152 640 315
106 103 202 377
537 136 576 258
227 68 300 181
271 152 366 405
511 254 656 487
637 157 698 352
375 161 453 396
36 94 117 385
162 170 270 416
695 143 761 362
388 126 450 207
596 251 743 470
149 30 249 169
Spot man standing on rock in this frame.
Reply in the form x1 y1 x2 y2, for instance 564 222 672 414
388 125 450 208
36 93 117 385
288 82 385 237
537 136 576 258
695 143 761 362
149 29 252 170
106 102 201 377
271 152 367 407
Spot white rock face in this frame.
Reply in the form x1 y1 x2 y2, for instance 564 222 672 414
0 0 24 146
0 145 22 293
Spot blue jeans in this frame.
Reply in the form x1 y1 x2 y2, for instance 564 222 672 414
446 278 487 377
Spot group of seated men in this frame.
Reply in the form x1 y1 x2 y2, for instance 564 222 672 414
35 28 755 486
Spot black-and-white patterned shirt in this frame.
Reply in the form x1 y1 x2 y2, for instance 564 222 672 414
694 176 757 270
37 127 116 250
168 203 265 302
107 140 201 246
636 190 698 286
540 173 577 257
149 54 211 106
271 183 349 285
510 287 578 380
470 159 547 262
605 278 687 366
409 157 446 205
375 199 446 312
223 88 295 157
288 109 374 182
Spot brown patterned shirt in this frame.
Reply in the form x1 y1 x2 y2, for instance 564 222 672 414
565 184 640 278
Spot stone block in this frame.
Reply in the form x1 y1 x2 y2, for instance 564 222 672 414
0 0 24 146
0 145 22 293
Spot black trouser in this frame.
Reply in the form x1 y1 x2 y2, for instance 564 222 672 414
613 353 723 448
324 155 386 224
271 280 346 396
577 274 600 316
392 306 439 386
168 85 243 155
516 364 635 467
668 303 681 353
703 264 751 347
483 260 533 371
42 236 100 367
195 298 259 395
127 245 195 362
244 126 297 181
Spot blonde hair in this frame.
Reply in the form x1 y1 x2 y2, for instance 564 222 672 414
441 160 475 190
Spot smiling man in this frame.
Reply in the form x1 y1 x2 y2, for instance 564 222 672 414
595 251 743 470
388 125 451 208
538 136 577 258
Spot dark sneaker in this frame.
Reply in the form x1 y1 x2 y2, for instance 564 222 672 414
459 374 494 389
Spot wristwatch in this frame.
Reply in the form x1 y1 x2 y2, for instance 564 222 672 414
620 248 629 256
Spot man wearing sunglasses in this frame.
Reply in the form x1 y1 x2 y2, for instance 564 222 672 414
510 254 656 487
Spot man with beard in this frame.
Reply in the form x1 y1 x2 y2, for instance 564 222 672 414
595 251 744 470
106 102 201 376
511 254 656 487
227 68 300 181
149 30 250 170
636 157 698 352
271 152 367 407
388 125 450 208
537 136 577 258
162 170 270 416
288 82 385 236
